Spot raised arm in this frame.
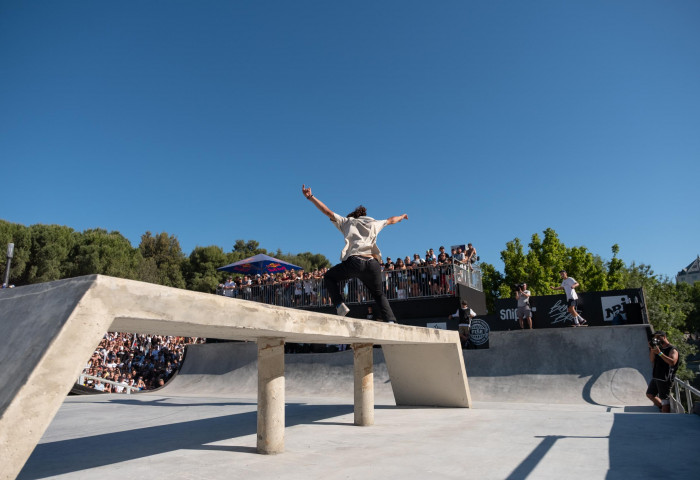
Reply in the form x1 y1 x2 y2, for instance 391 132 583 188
386 214 408 225
302 184 335 220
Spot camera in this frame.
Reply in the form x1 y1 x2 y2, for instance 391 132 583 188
512 283 524 292
650 337 661 348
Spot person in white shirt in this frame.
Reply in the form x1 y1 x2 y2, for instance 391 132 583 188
222 277 236 297
515 283 533 329
114 377 126 393
550 270 587 326
302 184 408 323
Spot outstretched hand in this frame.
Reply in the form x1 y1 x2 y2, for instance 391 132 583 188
302 184 313 199
387 213 408 225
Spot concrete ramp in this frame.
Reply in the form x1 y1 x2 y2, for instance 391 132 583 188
162 325 651 408
159 342 395 400
464 325 652 406
0 275 469 480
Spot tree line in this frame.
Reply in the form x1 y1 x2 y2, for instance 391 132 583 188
0 220 331 293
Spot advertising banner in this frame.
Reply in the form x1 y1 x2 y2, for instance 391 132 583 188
487 288 646 331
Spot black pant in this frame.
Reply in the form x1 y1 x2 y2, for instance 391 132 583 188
324 256 396 322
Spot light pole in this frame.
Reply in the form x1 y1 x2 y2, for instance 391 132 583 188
3 243 14 288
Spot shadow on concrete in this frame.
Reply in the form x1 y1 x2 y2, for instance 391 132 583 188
507 435 609 480
105 397 258 408
18 402 354 479
506 412 700 480
606 412 700 479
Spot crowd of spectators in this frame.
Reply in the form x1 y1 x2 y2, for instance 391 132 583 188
218 244 479 304
220 267 332 305
79 333 205 393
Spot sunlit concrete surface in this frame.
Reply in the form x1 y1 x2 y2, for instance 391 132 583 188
17 394 700 480
17 330 700 479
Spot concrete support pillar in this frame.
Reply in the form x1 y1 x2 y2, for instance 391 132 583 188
353 343 374 426
257 337 285 454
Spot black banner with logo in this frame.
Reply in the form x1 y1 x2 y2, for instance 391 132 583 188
484 288 647 331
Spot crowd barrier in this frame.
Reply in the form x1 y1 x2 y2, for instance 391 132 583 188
77 374 139 394
217 263 482 308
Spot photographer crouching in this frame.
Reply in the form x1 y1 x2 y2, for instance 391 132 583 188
514 283 533 329
646 331 679 413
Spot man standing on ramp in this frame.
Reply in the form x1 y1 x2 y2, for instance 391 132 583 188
550 270 587 326
302 184 408 323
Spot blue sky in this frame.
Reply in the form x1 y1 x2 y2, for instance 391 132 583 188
1 1 698 279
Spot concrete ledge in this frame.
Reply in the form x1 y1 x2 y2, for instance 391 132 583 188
0 275 470 480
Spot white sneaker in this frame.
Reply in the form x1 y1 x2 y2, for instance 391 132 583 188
336 303 350 317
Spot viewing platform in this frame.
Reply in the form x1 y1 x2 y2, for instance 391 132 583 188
217 262 483 308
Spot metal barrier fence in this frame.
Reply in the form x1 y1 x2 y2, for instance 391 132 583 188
78 374 139 394
217 262 482 309
671 377 700 414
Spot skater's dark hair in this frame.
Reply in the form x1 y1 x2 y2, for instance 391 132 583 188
347 205 367 218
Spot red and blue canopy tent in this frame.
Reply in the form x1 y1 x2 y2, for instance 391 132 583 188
217 254 303 276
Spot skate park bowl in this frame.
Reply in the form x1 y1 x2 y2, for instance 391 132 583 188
0 275 469 480
463 325 654 406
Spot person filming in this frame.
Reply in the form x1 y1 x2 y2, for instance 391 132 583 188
646 331 679 413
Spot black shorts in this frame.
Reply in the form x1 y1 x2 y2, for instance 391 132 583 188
567 299 577 308
646 379 672 400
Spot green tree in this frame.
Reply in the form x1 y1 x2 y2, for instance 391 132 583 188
623 263 696 381
681 281 700 334
606 244 626 290
69 229 141 279
0 220 31 285
275 250 331 272
567 246 607 292
138 231 186 288
523 234 549 297
500 238 528 294
499 229 606 297
24 224 78 283
479 262 504 313
185 245 228 293
228 239 267 262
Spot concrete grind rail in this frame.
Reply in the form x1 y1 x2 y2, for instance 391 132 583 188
0 275 470 480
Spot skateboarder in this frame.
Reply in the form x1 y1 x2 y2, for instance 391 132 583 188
302 184 407 323
550 270 587 326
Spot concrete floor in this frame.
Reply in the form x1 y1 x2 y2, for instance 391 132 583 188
17 393 700 480
13 326 700 480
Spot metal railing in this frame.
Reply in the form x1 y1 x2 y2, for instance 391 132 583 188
217 262 482 309
78 374 139 394
671 378 700 414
